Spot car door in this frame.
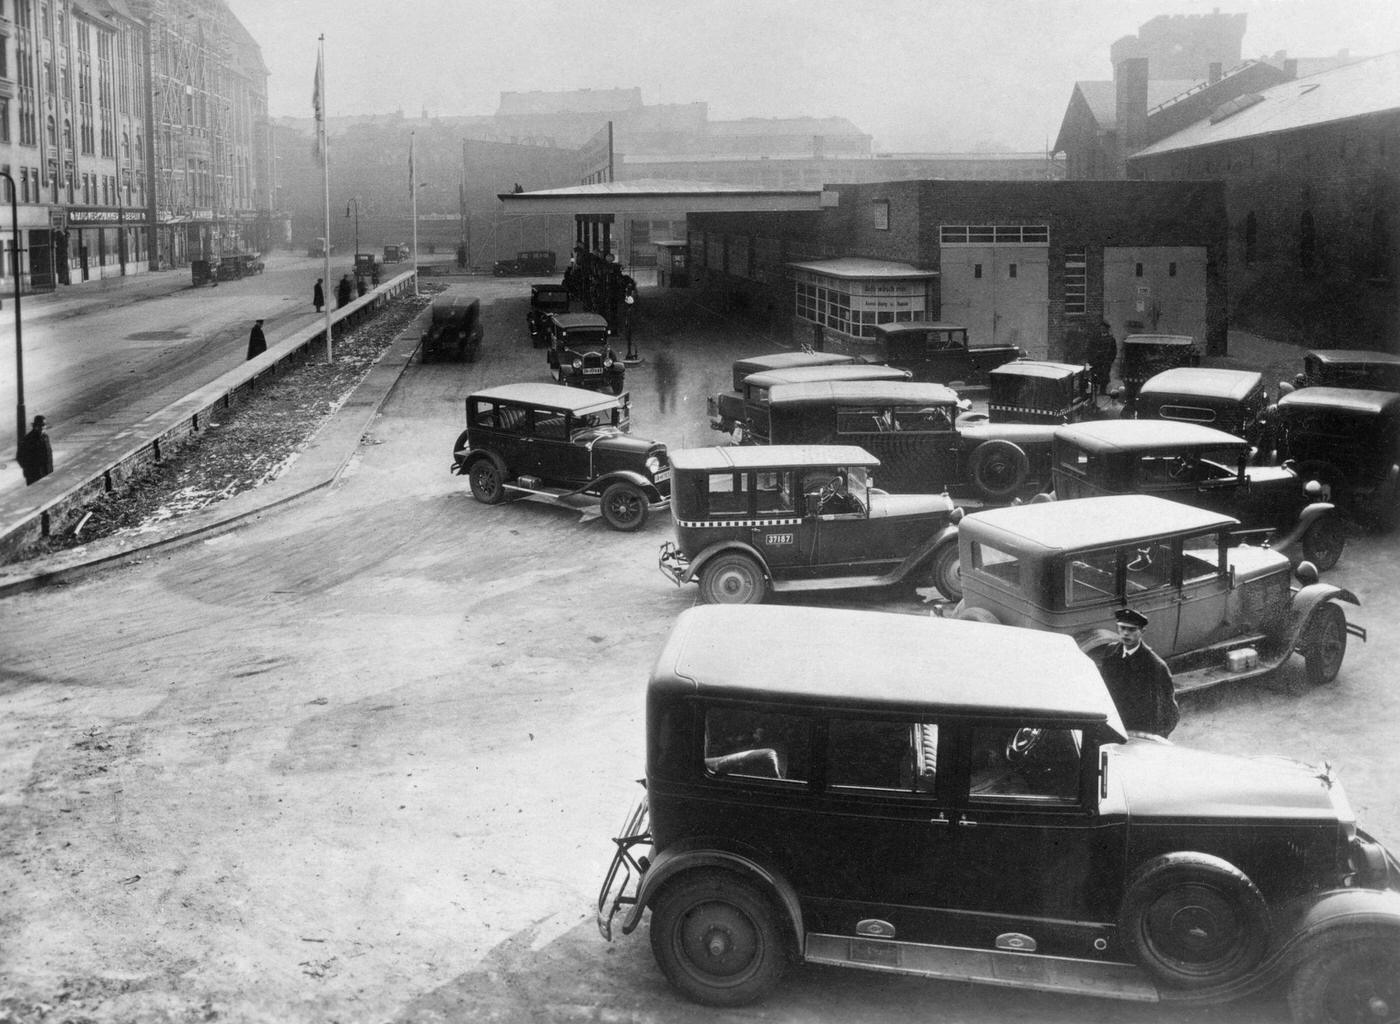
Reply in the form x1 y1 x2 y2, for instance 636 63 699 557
1173 534 1234 654
516 406 574 483
746 469 811 577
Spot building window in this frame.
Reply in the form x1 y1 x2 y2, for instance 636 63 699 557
1063 247 1086 317
1008 263 1018 279
941 224 1049 245
974 264 982 279
0 97 9 144
1135 262 1144 277
872 200 889 231
1168 262 1177 277
794 270 930 340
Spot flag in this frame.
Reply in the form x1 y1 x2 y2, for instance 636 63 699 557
408 132 415 200
312 52 323 123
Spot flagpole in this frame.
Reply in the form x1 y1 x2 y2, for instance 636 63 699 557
317 35 333 363
410 131 419 297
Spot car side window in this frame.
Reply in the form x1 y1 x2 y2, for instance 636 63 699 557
706 471 749 516
704 708 810 782
895 406 954 432
970 542 1021 588
754 471 795 515
1067 547 1119 604
968 725 1082 805
826 719 938 793
1181 535 1226 585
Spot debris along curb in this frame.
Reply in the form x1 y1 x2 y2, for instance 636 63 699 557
0 311 425 600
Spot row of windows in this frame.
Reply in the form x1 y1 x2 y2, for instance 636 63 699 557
941 224 1050 245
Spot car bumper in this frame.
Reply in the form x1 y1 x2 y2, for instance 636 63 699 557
658 541 690 586
596 793 651 941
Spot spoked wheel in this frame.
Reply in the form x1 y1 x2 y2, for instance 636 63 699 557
1302 602 1348 686
1288 938 1400 1024
649 871 786 1007
922 542 962 602
468 462 505 504
1301 514 1346 571
698 553 767 605
600 482 648 532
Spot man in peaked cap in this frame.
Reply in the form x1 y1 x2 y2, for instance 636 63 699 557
1097 607 1179 738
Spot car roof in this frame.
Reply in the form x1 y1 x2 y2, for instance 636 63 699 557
960 494 1238 553
744 364 912 387
767 380 960 407
470 382 624 414
548 312 609 328
1278 387 1400 415
653 605 1126 735
991 360 1083 380
873 321 967 334
1139 367 1264 400
669 444 879 472
1305 349 1400 367
735 351 854 371
1055 419 1248 452
1123 334 1195 346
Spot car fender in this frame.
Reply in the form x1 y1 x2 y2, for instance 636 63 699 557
619 841 804 951
1269 501 1335 559
1285 584 1362 646
901 524 961 579
452 446 505 478
683 539 773 586
584 469 665 504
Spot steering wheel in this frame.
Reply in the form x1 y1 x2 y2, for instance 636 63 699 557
1005 727 1043 763
817 476 844 506
1127 547 1153 572
1168 457 1193 480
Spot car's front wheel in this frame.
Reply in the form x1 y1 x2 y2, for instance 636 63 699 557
967 439 1031 502
922 542 962 602
468 461 505 504
600 482 649 531
1287 934 1400 1024
699 553 767 605
649 871 786 1007
1302 602 1348 686
1302 514 1346 571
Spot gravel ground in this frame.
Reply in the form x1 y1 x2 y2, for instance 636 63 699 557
25 286 440 560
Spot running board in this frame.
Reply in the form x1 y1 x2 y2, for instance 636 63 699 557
771 572 901 592
804 933 1159 1003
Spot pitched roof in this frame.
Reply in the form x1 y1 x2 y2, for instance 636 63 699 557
1072 79 1199 129
1133 50 1400 157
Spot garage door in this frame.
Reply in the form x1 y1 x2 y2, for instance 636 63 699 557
1103 247 1207 343
939 245 1050 358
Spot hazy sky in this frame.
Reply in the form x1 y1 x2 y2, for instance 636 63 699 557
227 0 1396 151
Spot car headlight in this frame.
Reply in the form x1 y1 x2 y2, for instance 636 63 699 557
604 356 614 368
572 357 583 370
646 456 661 475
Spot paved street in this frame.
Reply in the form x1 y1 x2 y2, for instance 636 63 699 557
0 280 1395 1023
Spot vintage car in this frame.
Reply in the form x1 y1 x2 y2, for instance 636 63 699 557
708 351 866 435
1119 334 1201 413
948 494 1363 692
526 283 571 347
1273 386 1400 528
1280 349 1400 395
1049 420 1346 570
657 445 963 603
758 379 1060 507
544 312 625 394
382 243 407 263
986 360 1097 424
450 382 668 531
493 250 557 276
353 252 378 280
870 321 1024 387
598 604 1400 1020
420 287 483 363
1134 367 1271 450
717 363 912 443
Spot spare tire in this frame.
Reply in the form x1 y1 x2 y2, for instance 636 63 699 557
967 440 1030 502
1119 852 1269 988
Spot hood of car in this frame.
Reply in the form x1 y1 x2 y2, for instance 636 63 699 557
1226 540 1292 578
867 492 957 519
592 433 663 457
1111 739 1347 824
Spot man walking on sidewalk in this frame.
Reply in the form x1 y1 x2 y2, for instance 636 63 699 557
16 415 54 486
313 278 325 312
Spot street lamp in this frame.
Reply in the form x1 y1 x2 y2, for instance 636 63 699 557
346 196 359 261
0 170 24 439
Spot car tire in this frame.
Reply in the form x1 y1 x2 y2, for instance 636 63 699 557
699 553 767 605
923 542 962 602
600 482 649 532
468 461 505 505
1119 852 1270 989
1301 514 1346 571
967 440 1031 502
1287 933 1400 1024
1301 602 1348 686
649 870 786 1008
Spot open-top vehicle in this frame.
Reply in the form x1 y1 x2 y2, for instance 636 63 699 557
948 494 1363 692
1133 367 1271 451
598 604 1400 1022
450 382 668 531
658 444 964 603
1049 419 1346 570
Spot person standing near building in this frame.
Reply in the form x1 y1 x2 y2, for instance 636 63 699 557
1097 608 1179 738
313 278 325 312
1090 321 1118 400
16 415 54 486
246 319 267 360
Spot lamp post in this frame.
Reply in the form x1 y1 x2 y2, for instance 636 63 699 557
0 170 24 439
346 196 359 260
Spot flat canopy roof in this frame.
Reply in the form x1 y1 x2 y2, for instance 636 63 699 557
498 177 827 216
470 382 624 414
769 380 961 407
875 321 967 334
960 494 1237 554
669 444 878 472
654 605 1124 734
789 257 938 280
1055 420 1246 452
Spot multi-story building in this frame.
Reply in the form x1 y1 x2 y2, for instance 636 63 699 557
0 0 269 292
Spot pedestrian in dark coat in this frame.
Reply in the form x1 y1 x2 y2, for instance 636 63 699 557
16 415 53 485
1097 608 1179 738
313 278 325 312
336 274 353 308
1090 321 1118 397
246 319 267 360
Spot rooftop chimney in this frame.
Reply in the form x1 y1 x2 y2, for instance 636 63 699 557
1115 56 1150 157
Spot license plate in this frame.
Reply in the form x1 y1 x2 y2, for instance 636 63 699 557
653 469 670 482
583 367 603 375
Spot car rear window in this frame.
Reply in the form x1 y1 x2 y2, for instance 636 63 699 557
704 708 811 782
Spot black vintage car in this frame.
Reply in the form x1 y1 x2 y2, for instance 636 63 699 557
526 284 571 347
723 364 912 443
1280 349 1400 395
1274 386 1400 528
545 312 625 394
657 445 963 602
598 604 1398 1020
450 383 668 531
759 379 1060 506
870 321 1023 387
1134 367 1271 451
494 250 557 276
986 360 1097 424
1120 334 1201 413
421 287 483 363
708 351 866 435
1050 419 1346 569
